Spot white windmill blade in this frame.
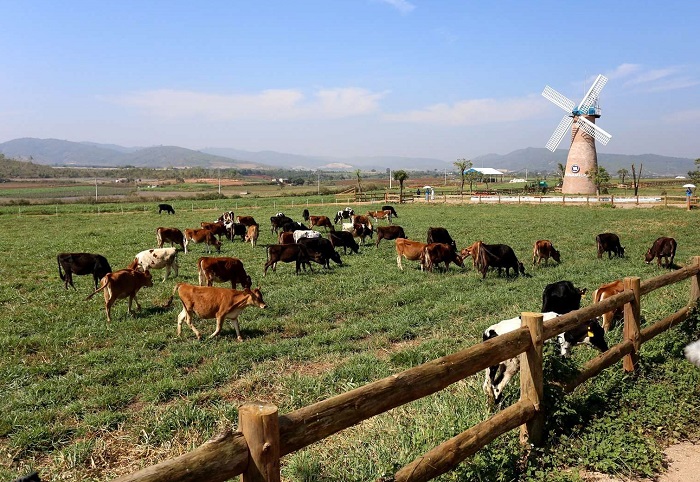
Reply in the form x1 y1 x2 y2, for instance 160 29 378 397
578 74 608 113
577 116 612 145
542 85 575 113
545 115 573 152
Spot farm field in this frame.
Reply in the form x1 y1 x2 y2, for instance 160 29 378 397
1 200 699 481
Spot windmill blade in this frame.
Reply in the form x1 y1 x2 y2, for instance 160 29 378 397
542 86 575 113
577 116 612 145
545 115 573 152
578 74 608 114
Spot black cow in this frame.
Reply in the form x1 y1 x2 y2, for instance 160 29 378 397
226 223 247 242
381 205 398 218
330 231 359 254
282 221 310 233
297 237 343 268
472 242 525 278
158 203 175 215
57 253 112 290
426 227 456 251
270 214 294 234
596 232 625 259
264 244 313 276
302 209 310 221
375 225 406 247
644 237 677 267
423 243 464 272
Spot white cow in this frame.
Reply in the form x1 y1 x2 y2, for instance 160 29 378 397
293 230 321 243
128 248 179 282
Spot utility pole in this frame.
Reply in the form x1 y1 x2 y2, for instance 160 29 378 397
95 178 98 202
444 169 447 186
389 169 392 189
317 171 320 195
218 169 221 195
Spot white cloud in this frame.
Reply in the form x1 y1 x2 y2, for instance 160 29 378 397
106 87 386 121
384 95 548 126
603 63 698 93
377 0 416 14
661 109 700 123
605 63 642 80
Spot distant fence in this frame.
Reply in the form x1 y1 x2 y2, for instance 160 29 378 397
113 259 700 482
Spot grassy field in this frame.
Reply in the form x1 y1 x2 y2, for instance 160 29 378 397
1 200 699 481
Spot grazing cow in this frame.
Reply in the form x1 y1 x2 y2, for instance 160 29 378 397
170 283 266 340
426 227 456 251
542 280 609 356
352 223 373 245
245 224 259 247
227 223 247 242
57 253 112 290
217 211 235 225
128 247 178 282
381 205 398 218
330 231 359 254
200 221 228 240
158 203 175 215
367 210 393 223
85 269 153 323
270 214 294 234
282 221 309 233
532 240 561 266
395 238 428 270
351 214 373 231
264 244 313 276
302 208 310 221
375 225 407 247
297 237 343 268
278 232 295 244
197 256 252 289
422 243 464 272
334 207 354 224
292 229 321 243
592 279 624 332
236 215 257 227
156 227 185 250
644 237 677 267
471 241 525 278
596 232 625 259
309 215 335 231
184 228 222 254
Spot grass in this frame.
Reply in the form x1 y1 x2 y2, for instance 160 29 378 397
0 200 699 481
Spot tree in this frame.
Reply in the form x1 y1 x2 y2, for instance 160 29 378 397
454 159 472 193
617 168 629 185
631 163 643 196
687 159 700 186
354 169 363 194
556 163 566 186
586 166 611 195
393 170 409 203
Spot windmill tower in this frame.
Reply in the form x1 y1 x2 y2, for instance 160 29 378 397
542 75 612 194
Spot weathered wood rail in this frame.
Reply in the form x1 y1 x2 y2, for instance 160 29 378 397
113 258 700 482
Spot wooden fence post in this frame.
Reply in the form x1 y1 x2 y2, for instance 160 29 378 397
623 277 641 372
239 403 281 482
689 256 700 304
520 312 544 446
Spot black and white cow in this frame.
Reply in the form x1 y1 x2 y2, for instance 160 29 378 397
334 207 355 224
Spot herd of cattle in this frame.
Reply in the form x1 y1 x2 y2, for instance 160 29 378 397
55 203 682 402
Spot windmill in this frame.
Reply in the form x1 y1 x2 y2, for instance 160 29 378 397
542 75 612 194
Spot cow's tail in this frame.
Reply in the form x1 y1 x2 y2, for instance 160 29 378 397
84 276 109 301
163 283 182 308
57 255 65 281
474 241 487 272
156 227 162 247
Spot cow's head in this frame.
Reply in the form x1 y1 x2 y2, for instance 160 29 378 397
551 249 561 263
557 319 608 357
518 262 526 276
330 249 343 266
243 275 253 290
248 288 267 309
213 239 222 252
618 245 626 257
644 249 654 264
141 269 154 288
453 253 464 268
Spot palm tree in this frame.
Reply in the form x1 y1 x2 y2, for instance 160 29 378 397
556 162 566 185
454 159 472 193
617 168 629 185
393 170 409 203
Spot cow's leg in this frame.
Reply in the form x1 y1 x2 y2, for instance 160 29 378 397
211 315 225 338
172 259 178 278
104 296 115 324
183 238 188 254
397 254 404 270
493 358 519 403
163 265 170 282
227 314 243 341
67 271 76 290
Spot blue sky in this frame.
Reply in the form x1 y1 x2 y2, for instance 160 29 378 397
2 1 699 161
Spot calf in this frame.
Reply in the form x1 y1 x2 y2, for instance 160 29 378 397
367 210 392 223
245 224 260 248
171 283 266 340
297 237 342 268
184 228 222 254
330 231 359 254
85 269 153 323
200 221 228 240
395 238 428 270
309 215 335 231
596 232 625 259
375 225 406 247
227 223 247 242
158 203 175 214
644 237 677 267
293 229 321 243
197 256 252 289
422 243 464 272
156 227 185 250
236 215 257 227
278 231 295 244
592 279 624 332
381 205 398 218
128 247 178 282
264 244 313 275
270 214 294 234
532 240 561 266
472 241 525 278
57 253 112 290
427 227 456 251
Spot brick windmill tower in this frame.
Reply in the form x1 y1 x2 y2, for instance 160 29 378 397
542 75 612 194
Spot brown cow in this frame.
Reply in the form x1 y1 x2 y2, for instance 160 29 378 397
592 279 624 332
200 221 228 240
532 240 561 266
171 283 266 340
264 244 313 276
367 210 392 223
422 243 464 272
461 241 480 268
236 215 257 227
197 257 252 289
156 227 185 250
644 237 677 267
278 231 295 244
375 225 406 247
351 214 373 231
244 224 259 248
395 238 428 270
85 269 153 323
184 228 222 254
309 215 335 232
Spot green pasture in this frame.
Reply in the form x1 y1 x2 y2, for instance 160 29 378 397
1 201 699 481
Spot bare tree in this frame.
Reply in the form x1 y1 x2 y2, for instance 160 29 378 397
631 163 643 196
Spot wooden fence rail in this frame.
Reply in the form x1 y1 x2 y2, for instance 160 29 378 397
113 260 700 482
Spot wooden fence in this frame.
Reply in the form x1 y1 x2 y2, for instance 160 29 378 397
113 259 700 482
